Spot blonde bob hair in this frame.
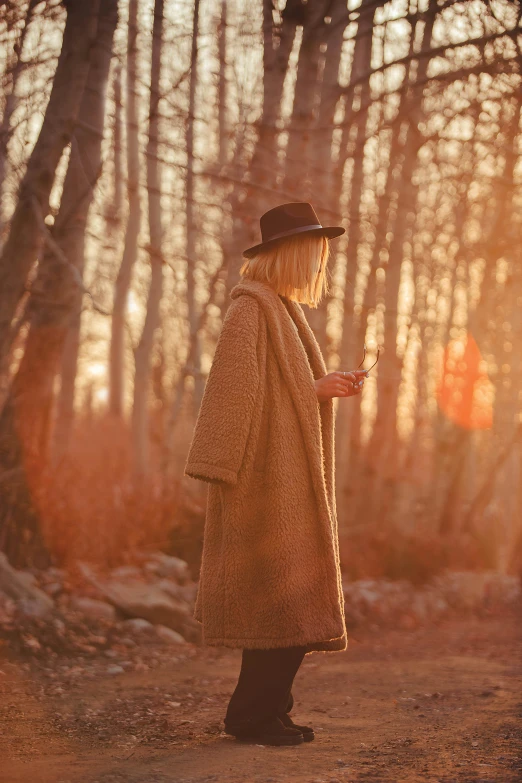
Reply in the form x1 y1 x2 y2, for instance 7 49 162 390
239 233 331 308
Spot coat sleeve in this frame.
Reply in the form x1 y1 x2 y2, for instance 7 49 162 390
184 295 260 486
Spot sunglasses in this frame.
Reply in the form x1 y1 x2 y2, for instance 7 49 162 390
357 343 380 375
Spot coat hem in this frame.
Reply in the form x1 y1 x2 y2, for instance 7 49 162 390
184 461 237 485
200 632 347 653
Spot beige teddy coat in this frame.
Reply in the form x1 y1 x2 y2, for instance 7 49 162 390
184 277 347 655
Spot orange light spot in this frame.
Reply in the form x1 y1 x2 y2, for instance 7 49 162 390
436 333 493 429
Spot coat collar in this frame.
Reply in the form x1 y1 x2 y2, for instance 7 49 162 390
230 277 335 523
230 278 326 373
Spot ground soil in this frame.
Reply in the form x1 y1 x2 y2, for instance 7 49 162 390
2 606 522 783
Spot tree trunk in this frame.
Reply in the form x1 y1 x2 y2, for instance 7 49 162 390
0 0 100 369
460 98 522 546
185 0 203 415
180 0 299 418
222 0 300 296
217 0 228 170
0 0 39 238
109 0 141 417
282 1 328 198
53 324 81 460
0 0 117 567
357 4 437 525
313 0 349 205
0 392 49 568
55 62 123 459
112 63 124 224
430 160 476 535
132 0 165 477
305 0 350 354
333 0 379 530
14 0 117 463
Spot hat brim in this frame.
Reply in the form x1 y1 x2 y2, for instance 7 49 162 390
242 225 345 259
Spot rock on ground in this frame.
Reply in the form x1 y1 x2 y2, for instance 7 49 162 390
78 563 191 634
155 625 187 644
69 596 116 623
0 553 54 618
143 553 192 583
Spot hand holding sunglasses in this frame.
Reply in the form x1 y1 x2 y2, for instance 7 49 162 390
348 344 380 390
313 345 380 402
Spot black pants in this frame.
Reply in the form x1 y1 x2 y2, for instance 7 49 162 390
224 645 307 730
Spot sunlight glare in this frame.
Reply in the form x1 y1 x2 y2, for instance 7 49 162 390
88 363 105 378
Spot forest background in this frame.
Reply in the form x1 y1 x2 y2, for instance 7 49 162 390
0 0 521 586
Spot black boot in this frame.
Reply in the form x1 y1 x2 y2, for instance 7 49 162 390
279 712 315 741
224 715 304 746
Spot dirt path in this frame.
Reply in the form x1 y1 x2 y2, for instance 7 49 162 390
2 607 522 783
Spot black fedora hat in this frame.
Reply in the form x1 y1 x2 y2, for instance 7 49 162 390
242 202 345 259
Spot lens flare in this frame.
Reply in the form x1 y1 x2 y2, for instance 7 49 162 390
436 333 493 430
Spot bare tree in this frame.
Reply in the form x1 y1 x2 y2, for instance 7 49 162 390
334 0 386 524
221 0 302 298
132 0 165 476
185 0 202 413
0 0 40 236
109 0 141 417
217 0 228 170
362 5 437 525
0 0 100 370
0 0 118 567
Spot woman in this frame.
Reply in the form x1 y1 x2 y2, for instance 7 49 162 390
184 202 367 746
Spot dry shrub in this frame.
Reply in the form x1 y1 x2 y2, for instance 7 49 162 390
339 528 451 586
339 523 517 586
36 415 185 569
29 413 516 584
